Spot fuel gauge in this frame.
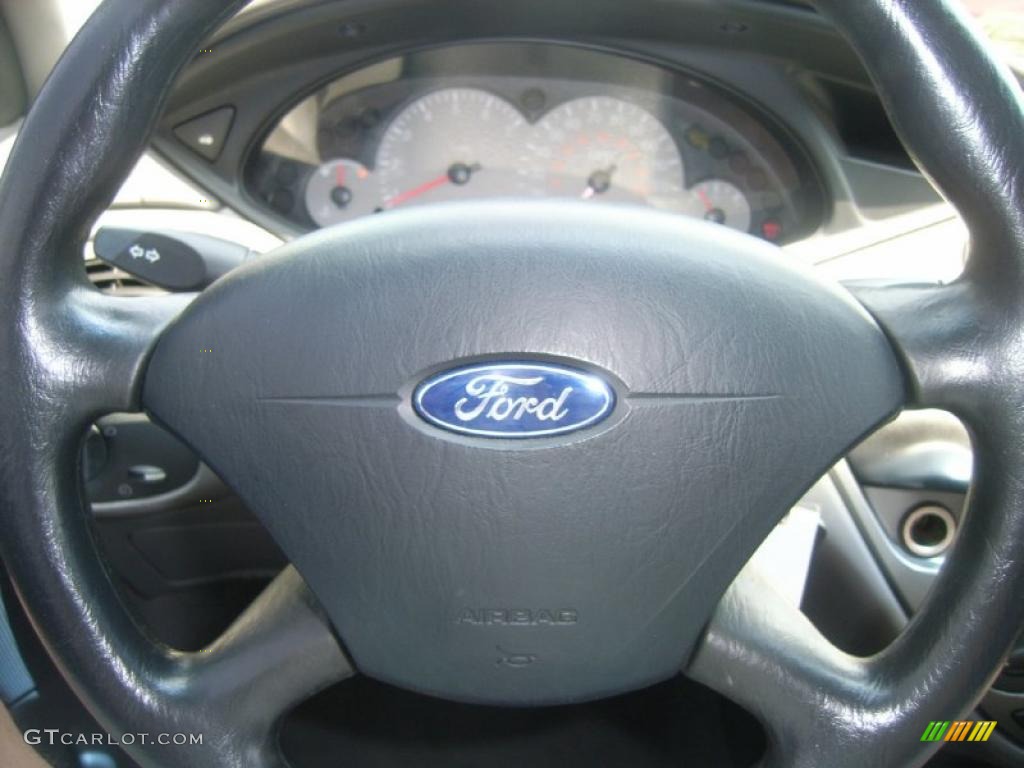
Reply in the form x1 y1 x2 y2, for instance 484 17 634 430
304 158 378 227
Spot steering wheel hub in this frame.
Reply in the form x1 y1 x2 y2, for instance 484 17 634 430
141 201 902 704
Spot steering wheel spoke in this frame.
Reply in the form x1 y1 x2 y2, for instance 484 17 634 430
690 401 1024 766
169 566 354 767
691 274 1024 767
7 280 355 766
36 287 196 417
845 279 998 412
688 555 870 768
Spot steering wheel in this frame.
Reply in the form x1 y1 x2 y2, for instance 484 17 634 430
2 1 1022 766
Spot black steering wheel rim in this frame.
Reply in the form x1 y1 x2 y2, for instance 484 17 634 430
1 1 1024 767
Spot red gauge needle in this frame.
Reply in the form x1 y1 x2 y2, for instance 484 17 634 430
335 162 346 188
696 186 714 213
385 173 450 208
384 162 481 209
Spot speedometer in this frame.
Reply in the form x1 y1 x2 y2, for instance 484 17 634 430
375 88 528 209
522 96 686 209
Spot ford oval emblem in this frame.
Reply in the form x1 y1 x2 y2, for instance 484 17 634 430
413 362 616 438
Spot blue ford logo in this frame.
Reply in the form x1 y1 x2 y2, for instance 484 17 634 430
413 362 615 438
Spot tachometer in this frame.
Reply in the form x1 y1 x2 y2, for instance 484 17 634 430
522 96 685 209
375 88 528 209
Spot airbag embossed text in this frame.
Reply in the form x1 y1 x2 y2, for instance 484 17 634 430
455 608 579 626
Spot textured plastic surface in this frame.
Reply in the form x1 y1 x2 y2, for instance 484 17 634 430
144 200 903 704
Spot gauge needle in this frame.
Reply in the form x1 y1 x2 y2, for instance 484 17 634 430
335 162 346 189
386 162 481 208
695 185 726 224
386 174 449 208
696 186 714 212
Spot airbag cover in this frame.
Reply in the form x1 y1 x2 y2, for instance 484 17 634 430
143 201 902 704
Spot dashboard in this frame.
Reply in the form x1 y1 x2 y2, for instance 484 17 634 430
244 43 824 242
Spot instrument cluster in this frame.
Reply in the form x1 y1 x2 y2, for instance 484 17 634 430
246 43 823 243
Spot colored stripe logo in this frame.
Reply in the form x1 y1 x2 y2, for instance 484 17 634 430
921 720 997 742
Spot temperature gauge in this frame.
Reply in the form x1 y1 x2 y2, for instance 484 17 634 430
685 179 752 233
304 158 378 227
